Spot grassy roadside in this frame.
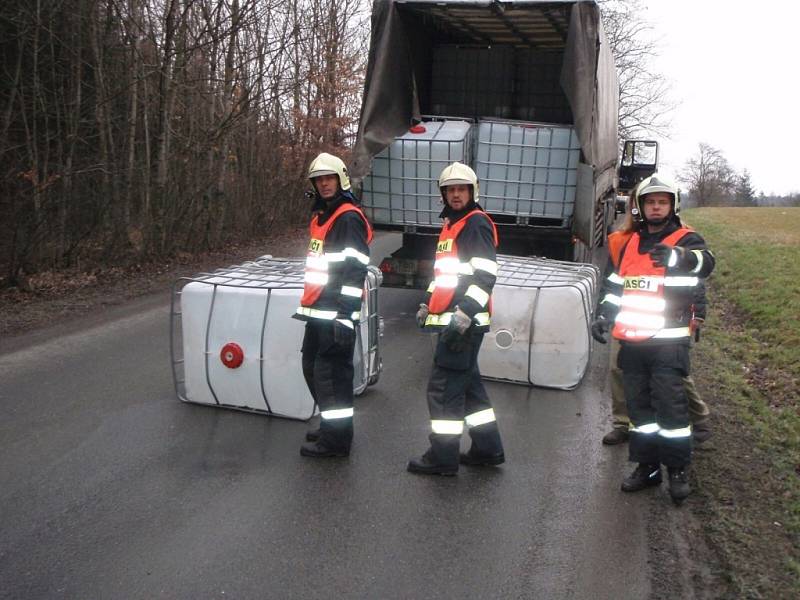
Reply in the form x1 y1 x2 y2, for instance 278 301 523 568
682 207 800 597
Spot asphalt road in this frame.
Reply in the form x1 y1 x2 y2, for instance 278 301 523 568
0 234 657 599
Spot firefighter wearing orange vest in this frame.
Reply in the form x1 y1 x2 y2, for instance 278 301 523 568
600 191 712 446
294 153 373 458
408 162 505 475
591 174 715 503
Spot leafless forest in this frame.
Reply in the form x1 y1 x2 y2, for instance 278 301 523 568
1 0 672 286
1 0 368 285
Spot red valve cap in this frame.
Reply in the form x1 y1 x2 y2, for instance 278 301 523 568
220 342 244 368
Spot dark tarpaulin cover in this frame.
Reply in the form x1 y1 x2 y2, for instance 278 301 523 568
350 0 619 188
350 0 420 182
560 1 619 177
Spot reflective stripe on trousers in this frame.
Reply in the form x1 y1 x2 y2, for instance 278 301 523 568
322 407 354 420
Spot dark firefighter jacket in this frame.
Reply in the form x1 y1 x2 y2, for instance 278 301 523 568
424 200 498 324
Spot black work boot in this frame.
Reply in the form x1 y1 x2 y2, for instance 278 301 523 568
407 450 458 476
300 440 349 458
667 466 691 504
621 463 662 492
460 449 505 466
602 427 630 445
305 427 321 442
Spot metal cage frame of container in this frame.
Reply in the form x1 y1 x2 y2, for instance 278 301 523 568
481 254 599 390
476 118 581 228
362 116 474 226
170 257 383 420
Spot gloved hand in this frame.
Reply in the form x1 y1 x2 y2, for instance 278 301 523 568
416 303 429 328
333 318 355 346
441 308 473 352
650 243 695 270
452 307 472 335
649 243 677 267
591 317 610 344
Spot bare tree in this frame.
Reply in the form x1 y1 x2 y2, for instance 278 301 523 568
0 0 369 286
681 142 737 206
599 0 676 140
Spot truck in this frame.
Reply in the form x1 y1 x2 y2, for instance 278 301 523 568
350 0 657 287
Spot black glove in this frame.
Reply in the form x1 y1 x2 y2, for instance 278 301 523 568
591 317 610 344
649 243 676 267
650 243 696 270
333 318 355 346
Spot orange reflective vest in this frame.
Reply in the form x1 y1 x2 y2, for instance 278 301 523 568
428 210 499 323
300 203 373 309
608 230 634 269
612 227 697 342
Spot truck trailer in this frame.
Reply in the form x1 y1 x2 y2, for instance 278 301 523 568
351 0 655 287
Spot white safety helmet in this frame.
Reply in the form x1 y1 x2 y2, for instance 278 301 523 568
634 173 680 217
308 152 351 191
438 162 479 203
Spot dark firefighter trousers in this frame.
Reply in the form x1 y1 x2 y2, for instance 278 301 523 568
618 341 692 468
301 319 355 450
426 330 504 466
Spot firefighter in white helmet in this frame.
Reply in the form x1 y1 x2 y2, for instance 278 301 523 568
600 187 712 447
591 174 715 503
408 162 505 475
294 152 373 458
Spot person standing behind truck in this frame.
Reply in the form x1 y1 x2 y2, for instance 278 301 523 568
591 174 715 503
599 189 712 446
408 162 505 475
294 153 373 458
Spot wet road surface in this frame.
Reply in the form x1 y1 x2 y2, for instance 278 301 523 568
0 234 654 599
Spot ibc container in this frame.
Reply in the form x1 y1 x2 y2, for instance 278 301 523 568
430 45 514 118
479 255 598 389
170 258 383 420
476 119 581 225
362 120 472 226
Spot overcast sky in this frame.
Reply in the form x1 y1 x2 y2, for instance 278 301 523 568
639 0 799 195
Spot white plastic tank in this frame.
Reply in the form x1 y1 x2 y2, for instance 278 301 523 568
476 119 581 225
479 255 598 389
171 258 382 419
362 120 473 226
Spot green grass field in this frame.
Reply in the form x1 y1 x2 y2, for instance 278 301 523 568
682 207 800 595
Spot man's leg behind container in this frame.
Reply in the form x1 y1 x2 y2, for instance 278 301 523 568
685 375 712 442
301 322 322 442
603 337 631 445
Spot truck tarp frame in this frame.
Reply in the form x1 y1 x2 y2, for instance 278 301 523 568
351 0 619 187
